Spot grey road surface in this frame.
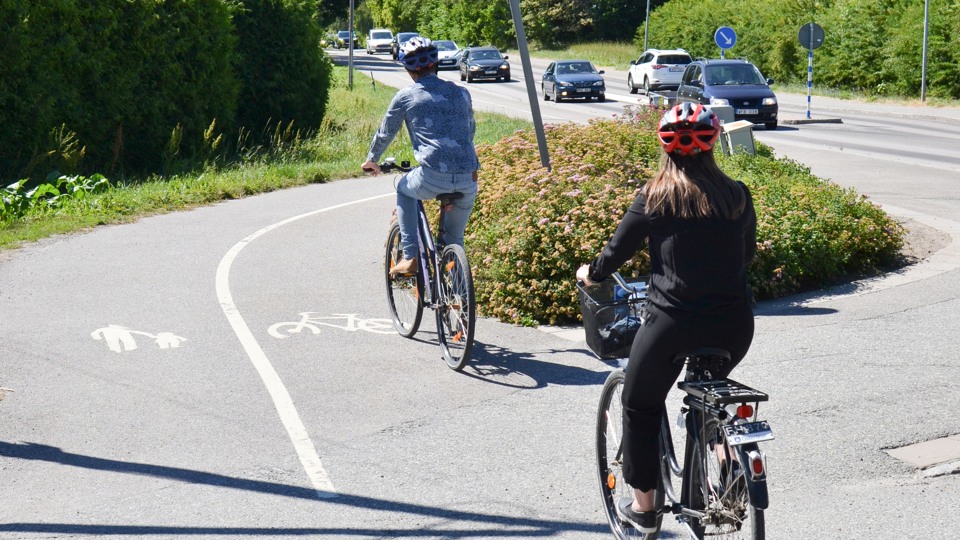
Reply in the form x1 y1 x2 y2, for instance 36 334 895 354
1 49 959 539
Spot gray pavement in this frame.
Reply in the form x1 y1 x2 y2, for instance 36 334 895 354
1 51 958 539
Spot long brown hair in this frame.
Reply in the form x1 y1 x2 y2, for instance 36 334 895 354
643 150 746 219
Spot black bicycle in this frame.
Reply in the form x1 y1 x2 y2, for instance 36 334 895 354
376 158 476 370
583 273 773 540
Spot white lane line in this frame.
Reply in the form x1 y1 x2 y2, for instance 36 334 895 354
757 137 960 174
216 192 393 499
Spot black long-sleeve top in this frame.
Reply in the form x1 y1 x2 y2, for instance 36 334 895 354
588 182 757 314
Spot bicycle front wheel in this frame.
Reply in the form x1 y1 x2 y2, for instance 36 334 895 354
384 222 423 337
596 370 664 540
683 415 765 540
436 244 475 370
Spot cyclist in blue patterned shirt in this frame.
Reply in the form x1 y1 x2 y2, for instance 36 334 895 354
362 37 480 276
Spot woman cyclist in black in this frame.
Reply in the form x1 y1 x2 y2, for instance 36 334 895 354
576 102 757 533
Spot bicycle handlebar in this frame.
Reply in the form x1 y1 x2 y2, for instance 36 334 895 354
374 158 413 174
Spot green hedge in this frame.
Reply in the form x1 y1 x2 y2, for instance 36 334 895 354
233 0 332 139
0 0 332 182
470 107 904 326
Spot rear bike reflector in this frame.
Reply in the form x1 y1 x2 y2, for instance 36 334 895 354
736 404 754 419
747 450 765 478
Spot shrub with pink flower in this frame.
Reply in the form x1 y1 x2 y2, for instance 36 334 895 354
468 105 904 325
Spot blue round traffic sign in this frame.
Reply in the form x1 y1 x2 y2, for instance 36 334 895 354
714 26 737 50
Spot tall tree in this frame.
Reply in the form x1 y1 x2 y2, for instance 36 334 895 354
521 0 593 48
316 0 351 28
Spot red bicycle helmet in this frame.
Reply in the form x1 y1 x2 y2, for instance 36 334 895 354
657 102 721 156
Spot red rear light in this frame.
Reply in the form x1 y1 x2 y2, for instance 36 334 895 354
747 450 766 479
736 404 754 419
651 64 666 69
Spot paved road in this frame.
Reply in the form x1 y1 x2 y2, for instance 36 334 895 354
1 49 958 539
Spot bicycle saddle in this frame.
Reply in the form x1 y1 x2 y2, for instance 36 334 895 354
671 347 731 365
435 192 464 204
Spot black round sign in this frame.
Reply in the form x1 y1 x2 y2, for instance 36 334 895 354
798 22 825 50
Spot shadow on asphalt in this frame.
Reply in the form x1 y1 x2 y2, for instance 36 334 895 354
0 441 607 537
463 341 609 389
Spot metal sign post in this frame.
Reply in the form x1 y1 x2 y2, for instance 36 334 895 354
921 0 930 101
714 26 736 59
798 22 825 119
507 0 550 170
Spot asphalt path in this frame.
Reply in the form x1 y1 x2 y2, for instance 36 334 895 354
1 48 959 539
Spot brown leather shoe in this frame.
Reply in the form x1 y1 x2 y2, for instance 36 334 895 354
390 257 418 276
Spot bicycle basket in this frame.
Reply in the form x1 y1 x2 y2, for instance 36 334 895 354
578 276 648 359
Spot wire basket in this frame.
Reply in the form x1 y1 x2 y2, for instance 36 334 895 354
578 274 648 359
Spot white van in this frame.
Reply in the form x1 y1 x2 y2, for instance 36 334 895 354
367 28 393 55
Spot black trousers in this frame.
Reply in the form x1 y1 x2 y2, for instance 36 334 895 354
621 301 755 491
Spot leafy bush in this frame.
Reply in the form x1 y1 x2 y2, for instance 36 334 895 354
470 107 905 325
2 174 111 222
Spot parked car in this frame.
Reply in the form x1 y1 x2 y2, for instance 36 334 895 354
433 40 460 67
541 60 606 102
458 46 510 82
366 28 393 54
336 30 359 49
627 48 692 94
676 59 779 130
391 32 421 60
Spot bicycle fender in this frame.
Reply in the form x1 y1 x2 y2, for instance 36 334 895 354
736 444 769 510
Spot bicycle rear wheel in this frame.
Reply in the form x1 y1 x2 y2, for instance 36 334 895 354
596 370 664 540
384 222 423 337
436 244 475 370
683 415 765 540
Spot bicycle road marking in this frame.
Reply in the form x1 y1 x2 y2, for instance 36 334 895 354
268 312 396 339
216 192 393 499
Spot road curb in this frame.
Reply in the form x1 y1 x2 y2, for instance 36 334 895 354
780 117 844 125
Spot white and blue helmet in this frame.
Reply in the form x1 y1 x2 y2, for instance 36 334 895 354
398 36 438 71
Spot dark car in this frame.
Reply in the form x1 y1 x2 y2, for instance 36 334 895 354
336 30 359 50
676 59 778 130
391 32 421 60
541 60 606 102
458 47 510 82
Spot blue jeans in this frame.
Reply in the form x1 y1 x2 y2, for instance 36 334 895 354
396 166 477 260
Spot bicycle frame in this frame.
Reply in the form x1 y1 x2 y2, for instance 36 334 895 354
414 198 448 308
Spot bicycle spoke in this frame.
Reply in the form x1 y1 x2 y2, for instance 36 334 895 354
437 245 474 370
384 223 423 337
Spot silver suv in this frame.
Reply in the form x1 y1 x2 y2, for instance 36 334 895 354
627 48 692 94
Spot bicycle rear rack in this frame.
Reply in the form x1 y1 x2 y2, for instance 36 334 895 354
678 378 769 407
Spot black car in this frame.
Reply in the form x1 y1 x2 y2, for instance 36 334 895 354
458 47 510 82
541 60 606 102
391 32 420 60
676 59 778 130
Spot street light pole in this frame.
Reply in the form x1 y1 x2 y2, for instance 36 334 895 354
644 0 651 51
921 0 930 101
348 0 355 89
